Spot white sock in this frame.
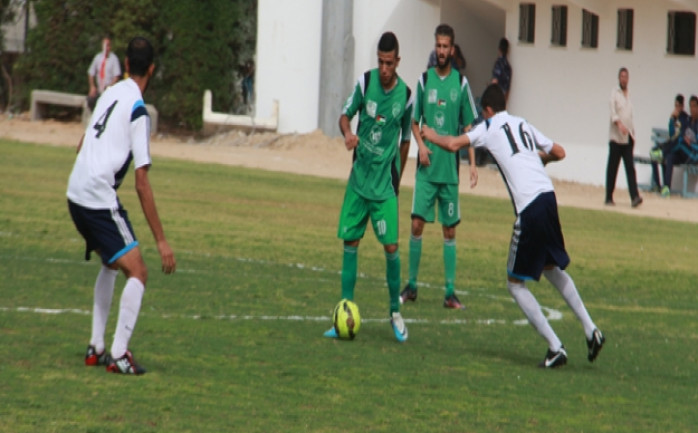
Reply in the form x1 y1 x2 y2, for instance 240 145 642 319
543 267 596 339
507 279 562 351
90 266 118 354
111 277 145 359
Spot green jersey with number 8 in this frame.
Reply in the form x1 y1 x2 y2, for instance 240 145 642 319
412 67 477 184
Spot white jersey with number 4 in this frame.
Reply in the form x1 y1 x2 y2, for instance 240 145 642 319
67 78 151 210
466 111 554 215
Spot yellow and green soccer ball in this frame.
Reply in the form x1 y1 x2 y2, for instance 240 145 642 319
333 299 361 339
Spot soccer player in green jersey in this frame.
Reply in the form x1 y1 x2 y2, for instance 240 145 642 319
401 24 478 310
324 31 412 342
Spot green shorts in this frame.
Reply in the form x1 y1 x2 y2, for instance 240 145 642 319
411 178 460 227
337 186 399 245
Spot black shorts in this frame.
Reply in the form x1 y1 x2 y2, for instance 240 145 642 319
507 192 570 281
68 200 139 265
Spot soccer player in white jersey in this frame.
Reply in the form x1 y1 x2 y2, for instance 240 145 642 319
421 84 605 368
67 36 175 375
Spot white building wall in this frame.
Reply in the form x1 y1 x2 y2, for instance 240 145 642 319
350 0 504 100
255 0 698 187
506 0 698 187
0 2 35 53
443 0 506 102
255 0 323 133
352 0 441 97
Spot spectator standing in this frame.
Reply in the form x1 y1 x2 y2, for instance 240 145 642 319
452 44 466 74
606 67 642 207
241 59 255 108
491 38 512 101
87 36 122 111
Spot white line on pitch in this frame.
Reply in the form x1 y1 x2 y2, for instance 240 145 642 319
0 305 561 326
0 253 564 324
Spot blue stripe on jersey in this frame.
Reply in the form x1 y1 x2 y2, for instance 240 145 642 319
492 158 517 216
131 100 148 122
113 152 133 190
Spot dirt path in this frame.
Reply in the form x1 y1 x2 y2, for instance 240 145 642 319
2 115 695 223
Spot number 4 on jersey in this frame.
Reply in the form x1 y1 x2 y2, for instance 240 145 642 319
93 101 118 138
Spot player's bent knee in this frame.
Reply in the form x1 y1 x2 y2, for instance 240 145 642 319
411 218 425 235
506 279 526 297
117 248 149 284
384 243 398 254
122 265 148 285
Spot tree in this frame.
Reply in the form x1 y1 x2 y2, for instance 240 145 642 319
0 0 23 111
13 0 257 130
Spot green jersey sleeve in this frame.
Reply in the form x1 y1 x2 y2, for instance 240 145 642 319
460 77 477 129
342 77 365 120
412 74 425 124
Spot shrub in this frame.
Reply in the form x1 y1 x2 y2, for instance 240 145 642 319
12 0 256 130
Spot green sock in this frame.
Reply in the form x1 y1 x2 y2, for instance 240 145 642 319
341 244 358 301
408 235 422 290
385 249 401 314
444 238 456 296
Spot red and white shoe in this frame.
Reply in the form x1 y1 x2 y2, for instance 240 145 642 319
106 350 147 375
85 345 109 366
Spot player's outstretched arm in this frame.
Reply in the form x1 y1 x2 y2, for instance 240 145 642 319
134 166 176 274
420 125 470 152
467 146 478 189
462 123 478 188
539 143 566 165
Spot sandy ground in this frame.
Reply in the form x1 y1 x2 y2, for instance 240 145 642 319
2 114 696 224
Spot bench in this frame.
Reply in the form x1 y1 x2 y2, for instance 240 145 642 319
30 90 91 125
634 127 698 197
30 89 159 135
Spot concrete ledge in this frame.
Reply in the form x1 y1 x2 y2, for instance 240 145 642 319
202 89 278 136
30 89 91 125
145 104 158 136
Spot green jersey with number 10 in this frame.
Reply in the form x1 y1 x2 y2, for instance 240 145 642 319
342 69 413 201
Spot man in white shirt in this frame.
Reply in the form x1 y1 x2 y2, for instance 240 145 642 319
606 67 642 207
87 36 122 110
421 84 605 369
68 36 175 375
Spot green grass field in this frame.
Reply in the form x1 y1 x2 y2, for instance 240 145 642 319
1 139 697 432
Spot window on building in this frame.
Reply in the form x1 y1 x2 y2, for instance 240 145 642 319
667 11 696 55
582 9 599 48
519 3 535 43
617 9 633 50
551 5 567 46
